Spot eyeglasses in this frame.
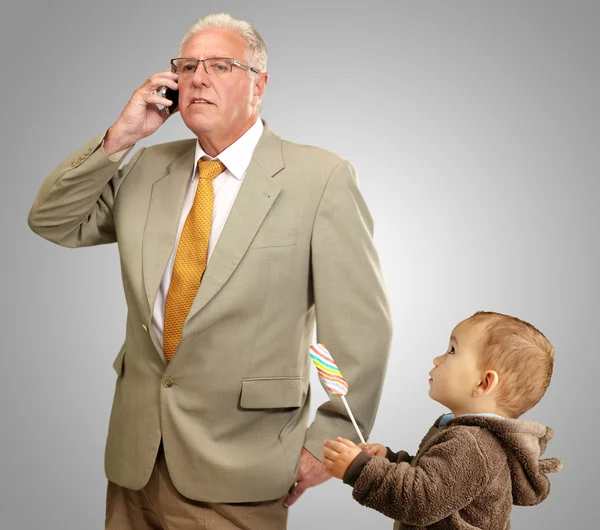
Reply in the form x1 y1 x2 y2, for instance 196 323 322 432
170 57 261 78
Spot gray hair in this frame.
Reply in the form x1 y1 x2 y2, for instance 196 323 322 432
179 13 267 73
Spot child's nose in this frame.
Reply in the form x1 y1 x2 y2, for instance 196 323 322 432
433 355 442 367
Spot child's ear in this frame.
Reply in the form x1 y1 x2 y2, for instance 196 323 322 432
473 370 499 397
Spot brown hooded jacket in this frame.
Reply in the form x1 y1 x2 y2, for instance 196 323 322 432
343 414 562 529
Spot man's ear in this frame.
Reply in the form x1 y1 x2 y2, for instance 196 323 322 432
473 370 499 397
252 73 268 106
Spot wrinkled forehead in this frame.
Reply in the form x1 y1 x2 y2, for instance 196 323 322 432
181 27 249 60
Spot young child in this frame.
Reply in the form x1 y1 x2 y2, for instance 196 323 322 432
322 311 562 529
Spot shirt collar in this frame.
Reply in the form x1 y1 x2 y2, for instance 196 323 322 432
193 118 264 181
438 412 505 429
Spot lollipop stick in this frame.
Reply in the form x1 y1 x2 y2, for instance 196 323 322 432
341 395 366 444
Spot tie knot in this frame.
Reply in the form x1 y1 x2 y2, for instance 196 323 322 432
198 159 226 181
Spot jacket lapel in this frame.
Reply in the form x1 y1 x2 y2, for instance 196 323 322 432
142 143 196 317
183 123 284 327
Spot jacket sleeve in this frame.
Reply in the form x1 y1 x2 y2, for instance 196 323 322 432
351 429 489 526
387 448 413 463
303 159 393 457
28 131 142 248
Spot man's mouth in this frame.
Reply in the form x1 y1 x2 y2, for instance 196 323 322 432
192 99 214 105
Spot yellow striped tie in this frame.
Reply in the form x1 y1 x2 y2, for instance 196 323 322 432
163 159 226 362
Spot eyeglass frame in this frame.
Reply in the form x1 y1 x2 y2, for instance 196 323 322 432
170 57 261 76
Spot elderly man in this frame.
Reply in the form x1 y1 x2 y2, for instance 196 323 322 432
28 13 392 530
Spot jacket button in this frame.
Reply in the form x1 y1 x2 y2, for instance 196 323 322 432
162 377 174 388
141 324 148 332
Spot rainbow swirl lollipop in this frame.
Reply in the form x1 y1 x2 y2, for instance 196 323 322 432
309 343 349 395
309 343 365 443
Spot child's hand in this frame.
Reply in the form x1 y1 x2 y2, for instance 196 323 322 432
322 437 363 479
358 442 387 457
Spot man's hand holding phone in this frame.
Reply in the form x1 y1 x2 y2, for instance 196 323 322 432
103 68 178 157
160 85 179 116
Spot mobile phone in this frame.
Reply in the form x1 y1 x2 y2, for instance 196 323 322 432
161 85 179 115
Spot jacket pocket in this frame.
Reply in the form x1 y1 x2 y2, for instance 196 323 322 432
248 230 299 250
240 377 303 409
112 343 126 376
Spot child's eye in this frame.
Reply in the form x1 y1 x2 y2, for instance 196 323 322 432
447 346 455 355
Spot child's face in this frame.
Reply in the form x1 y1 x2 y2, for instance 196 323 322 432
428 319 486 414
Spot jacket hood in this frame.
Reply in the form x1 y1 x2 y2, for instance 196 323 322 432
442 415 562 506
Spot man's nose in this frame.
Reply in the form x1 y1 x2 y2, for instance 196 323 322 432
191 64 210 87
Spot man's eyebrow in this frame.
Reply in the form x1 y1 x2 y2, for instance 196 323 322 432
181 55 228 60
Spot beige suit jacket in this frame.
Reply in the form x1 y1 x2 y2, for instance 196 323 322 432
28 121 392 502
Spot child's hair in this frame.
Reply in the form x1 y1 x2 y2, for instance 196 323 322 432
466 311 554 418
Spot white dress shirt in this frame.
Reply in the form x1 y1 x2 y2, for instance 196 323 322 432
151 119 264 349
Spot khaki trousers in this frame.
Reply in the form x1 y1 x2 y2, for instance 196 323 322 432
105 444 288 530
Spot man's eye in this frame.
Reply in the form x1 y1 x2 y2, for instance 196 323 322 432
210 62 229 72
182 63 196 72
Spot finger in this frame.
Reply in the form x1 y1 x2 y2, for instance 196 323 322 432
336 437 356 448
326 439 348 452
322 447 338 460
143 80 179 95
131 86 171 107
159 106 172 119
153 77 179 91
145 94 174 108
323 439 340 452
141 75 179 94
146 71 179 84
326 440 347 453
284 481 307 508
322 457 335 469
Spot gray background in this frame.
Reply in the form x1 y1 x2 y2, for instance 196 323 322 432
1 0 597 528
